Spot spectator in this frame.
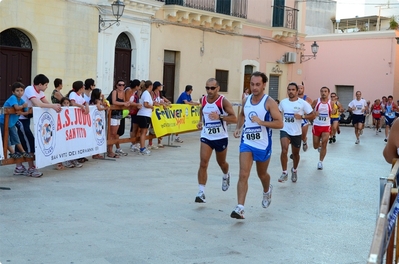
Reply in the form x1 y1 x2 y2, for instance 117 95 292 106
175 85 200 143
383 119 399 164
0 82 33 159
14 74 62 177
89 88 108 159
136 80 154 155
126 79 142 152
68 81 89 114
242 87 250 100
83 78 96 104
148 81 169 149
51 78 64 104
107 80 130 158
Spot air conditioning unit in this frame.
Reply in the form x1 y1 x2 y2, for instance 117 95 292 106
284 52 297 63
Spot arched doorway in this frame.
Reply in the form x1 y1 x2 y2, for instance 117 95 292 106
0 28 32 106
114 33 132 85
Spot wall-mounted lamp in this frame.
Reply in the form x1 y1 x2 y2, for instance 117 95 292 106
98 0 125 32
300 41 319 63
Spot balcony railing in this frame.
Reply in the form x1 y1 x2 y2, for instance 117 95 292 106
157 0 247 19
272 5 298 30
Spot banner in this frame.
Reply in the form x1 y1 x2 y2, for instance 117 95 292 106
151 104 201 137
0 128 4 160
33 106 107 168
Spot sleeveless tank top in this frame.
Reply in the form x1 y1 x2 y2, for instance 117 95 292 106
372 104 382 118
51 89 61 104
200 95 228 140
330 102 339 118
314 98 331 127
241 94 272 149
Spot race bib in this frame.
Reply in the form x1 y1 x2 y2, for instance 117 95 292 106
205 122 222 134
318 113 328 122
244 126 263 140
284 113 295 123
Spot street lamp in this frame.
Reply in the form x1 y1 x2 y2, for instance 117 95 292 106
98 0 125 32
300 41 319 63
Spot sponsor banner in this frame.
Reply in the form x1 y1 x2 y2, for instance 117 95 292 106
0 128 4 160
151 104 201 137
33 106 106 168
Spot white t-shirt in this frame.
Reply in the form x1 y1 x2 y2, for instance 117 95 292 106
83 93 91 104
137 90 153 117
69 92 86 105
20 85 46 120
348 99 367 115
279 98 313 136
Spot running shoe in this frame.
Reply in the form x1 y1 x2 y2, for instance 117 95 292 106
130 144 140 152
27 167 43 178
302 142 308 152
328 138 332 144
230 205 245 219
174 137 183 143
64 161 75 168
355 139 360 144
289 154 293 160
147 145 159 150
278 172 288 183
115 148 128 156
71 160 83 168
318 147 321 153
195 191 206 203
139 148 151 156
384 138 388 142
9 152 21 159
332 136 336 143
262 185 273 208
379 129 381 132
21 152 33 158
291 168 297 183
317 162 323 170
222 172 230 191
14 165 27 175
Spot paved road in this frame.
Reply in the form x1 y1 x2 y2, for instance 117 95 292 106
0 124 390 263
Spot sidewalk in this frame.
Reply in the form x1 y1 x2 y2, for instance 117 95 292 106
0 125 390 263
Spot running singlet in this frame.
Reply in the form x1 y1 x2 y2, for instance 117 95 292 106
385 103 396 119
241 94 272 149
313 98 331 127
330 102 339 118
372 104 382 119
200 95 228 140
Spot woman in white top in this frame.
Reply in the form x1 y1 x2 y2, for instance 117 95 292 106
136 80 154 155
68 81 89 114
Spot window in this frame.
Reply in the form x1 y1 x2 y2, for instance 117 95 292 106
216 70 228 92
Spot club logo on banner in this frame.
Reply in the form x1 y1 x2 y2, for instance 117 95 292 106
36 111 57 157
33 106 107 168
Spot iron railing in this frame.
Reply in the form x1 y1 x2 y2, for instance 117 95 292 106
157 0 247 19
272 5 298 30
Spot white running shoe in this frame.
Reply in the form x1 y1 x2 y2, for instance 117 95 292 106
278 172 288 183
317 162 323 170
291 168 297 183
195 191 206 203
230 205 245 219
130 144 140 152
262 185 273 208
302 142 308 152
139 148 151 156
222 173 230 191
355 139 360 144
115 148 128 156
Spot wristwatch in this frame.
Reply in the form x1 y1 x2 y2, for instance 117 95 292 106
302 114 306 119
219 114 224 120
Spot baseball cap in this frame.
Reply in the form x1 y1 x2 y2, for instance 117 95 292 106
153 81 163 89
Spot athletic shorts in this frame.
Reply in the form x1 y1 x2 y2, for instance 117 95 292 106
352 114 365 125
200 137 228 152
312 125 330 137
110 118 121 126
330 117 339 124
0 124 21 146
280 130 301 149
239 143 271 162
301 118 309 127
130 114 138 132
136 115 151 129
385 116 395 127
15 119 35 153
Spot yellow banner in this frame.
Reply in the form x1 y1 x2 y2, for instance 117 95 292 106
151 104 201 137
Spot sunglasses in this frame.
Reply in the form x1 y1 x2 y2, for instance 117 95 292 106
205 86 217 90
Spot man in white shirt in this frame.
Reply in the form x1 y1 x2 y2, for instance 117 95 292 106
348 91 368 144
278 83 315 183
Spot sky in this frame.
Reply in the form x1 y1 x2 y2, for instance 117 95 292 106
336 0 399 19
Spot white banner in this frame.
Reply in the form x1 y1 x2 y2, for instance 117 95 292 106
0 128 4 160
33 106 107 168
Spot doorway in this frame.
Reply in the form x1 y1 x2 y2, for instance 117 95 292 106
0 28 32 106
163 50 177 103
114 33 132 85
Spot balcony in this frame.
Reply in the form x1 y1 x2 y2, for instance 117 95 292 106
156 0 247 31
271 5 298 39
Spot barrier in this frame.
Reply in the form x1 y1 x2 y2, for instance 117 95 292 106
368 159 399 263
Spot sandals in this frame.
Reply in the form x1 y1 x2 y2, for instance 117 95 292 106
55 163 65 170
77 157 89 163
107 153 119 158
92 154 105 159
